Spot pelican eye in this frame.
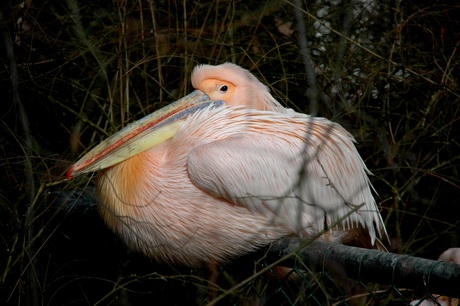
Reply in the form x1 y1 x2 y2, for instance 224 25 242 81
219 85 228 93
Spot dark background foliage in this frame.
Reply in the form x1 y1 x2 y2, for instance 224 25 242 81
1 0 459 305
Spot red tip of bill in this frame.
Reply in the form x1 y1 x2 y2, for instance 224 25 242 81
66 165 74 181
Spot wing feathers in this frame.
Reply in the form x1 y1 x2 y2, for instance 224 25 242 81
181 107 386 242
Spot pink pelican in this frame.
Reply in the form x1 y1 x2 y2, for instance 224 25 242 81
67 63 387 268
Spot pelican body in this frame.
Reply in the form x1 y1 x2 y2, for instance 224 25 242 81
67 63 387 267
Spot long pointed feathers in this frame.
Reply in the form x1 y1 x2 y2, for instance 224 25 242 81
178 106 387 244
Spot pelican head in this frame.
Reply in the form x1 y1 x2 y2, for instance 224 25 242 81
192 63 286 112
67 63 286 179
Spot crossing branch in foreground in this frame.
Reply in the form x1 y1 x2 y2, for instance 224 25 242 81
270 238 460 299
